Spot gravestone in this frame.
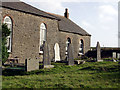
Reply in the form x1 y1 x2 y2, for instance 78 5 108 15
54 43 60 62
96 42 103 62
117 53 120 58
25 58 39 72
68 43 74 66
112 52 116 58
43 42 54 68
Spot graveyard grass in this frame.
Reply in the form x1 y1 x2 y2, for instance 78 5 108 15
2 61 120 88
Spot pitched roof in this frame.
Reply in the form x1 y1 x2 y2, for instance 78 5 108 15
1 1 58 20
2 1 91 36
47 13 91 36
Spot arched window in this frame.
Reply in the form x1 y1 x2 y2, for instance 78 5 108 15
65 37 71 54
79 39 84 55
3 16 12 52
39 23 46 53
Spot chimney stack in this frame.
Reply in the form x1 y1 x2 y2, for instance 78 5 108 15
64 8 69 19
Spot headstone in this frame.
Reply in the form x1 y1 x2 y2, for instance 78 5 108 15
25 58 39 72
96 42 103 62
117 53 120 58
112 52 116 58
68 43 74 66
54 43 60 62
43 42 54 68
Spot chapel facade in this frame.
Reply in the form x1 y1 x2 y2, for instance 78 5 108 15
1 1 91 64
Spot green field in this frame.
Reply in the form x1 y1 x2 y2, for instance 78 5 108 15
2 61 120 88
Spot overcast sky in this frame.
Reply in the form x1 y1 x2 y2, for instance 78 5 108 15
21 0 118 47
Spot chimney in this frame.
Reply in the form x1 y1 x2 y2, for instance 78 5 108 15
64 8 69 19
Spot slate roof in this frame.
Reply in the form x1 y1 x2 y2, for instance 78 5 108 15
1 1 91 36
47 13 91 36
1 1 58 20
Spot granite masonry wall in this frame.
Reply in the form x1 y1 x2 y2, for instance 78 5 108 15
58 31 91 60
2 8 59 63
2 8 91 64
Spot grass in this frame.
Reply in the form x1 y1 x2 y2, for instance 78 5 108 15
2 61 120 88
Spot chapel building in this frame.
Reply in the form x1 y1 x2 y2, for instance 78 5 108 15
1 1 91 64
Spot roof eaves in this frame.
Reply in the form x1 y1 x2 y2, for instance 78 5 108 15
59 29 91 36
1 5 59 20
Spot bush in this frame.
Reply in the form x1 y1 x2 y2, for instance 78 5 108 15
1 24 11 64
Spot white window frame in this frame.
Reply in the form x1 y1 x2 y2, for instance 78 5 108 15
65 38 71 55
3 16 12 53
39 23 46 53
79 39 84 55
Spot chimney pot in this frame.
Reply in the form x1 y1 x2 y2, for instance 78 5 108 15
64 8 69 18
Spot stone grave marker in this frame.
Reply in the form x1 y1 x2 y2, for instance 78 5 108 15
68 43 74 66
25 58 39 72
96 42 103 62
54 43 60 62
112 52 116 58
117 53 120 59
43 42 54 68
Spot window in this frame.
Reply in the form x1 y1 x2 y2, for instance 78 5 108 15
39 23 46 53
3 16 12 52
79 39 84 55
65 37 71 54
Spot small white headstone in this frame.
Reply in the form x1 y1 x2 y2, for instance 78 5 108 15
112 52 116 58
54 43 60 62
117 53 120 58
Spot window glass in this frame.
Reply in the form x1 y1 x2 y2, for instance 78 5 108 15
40 23 46 53
3 16 12 52
79 39 84 55
65 37 71 54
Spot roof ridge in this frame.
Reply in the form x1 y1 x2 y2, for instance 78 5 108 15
46 12 64 17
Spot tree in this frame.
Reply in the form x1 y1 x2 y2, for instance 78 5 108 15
1 24 11 64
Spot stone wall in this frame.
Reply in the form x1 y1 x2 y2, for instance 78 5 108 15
2 8 59 63
58 31 91 60
87 49 120 59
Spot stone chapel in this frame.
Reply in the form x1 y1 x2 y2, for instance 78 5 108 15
1 1 91 64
